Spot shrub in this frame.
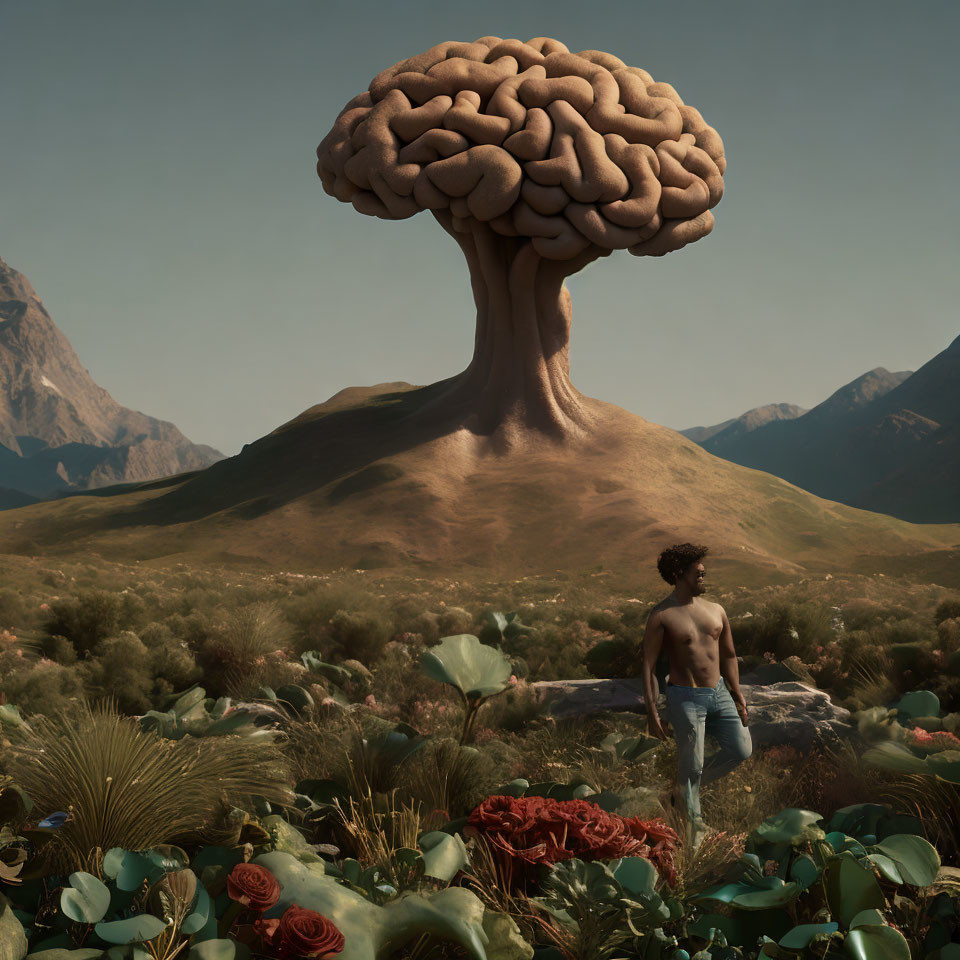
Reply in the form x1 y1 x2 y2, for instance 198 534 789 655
584 637 638 679
283 586 387 654
44 635 78 665
478 679 543 734
938 618 960 655
198 602 293 697
732 601 833 662
839 630 892 678
586 609 620 635
878 618 936 647
44 590 122 656
4 701 291 872
401 737 499 821
1 659 85 716
935 598 960 626
437 606 474 636
0 589 26 630
328 610 393 666
841 601 914 632
79 632 155 715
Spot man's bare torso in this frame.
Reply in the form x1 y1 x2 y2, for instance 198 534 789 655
651 596 725 687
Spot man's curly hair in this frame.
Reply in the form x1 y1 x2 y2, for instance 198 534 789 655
657 542 708 585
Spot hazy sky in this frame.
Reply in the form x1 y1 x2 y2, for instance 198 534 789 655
3 0 957 456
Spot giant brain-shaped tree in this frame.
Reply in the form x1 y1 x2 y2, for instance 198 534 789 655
318 36 724 441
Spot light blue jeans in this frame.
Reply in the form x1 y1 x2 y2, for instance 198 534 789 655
665 677 753 824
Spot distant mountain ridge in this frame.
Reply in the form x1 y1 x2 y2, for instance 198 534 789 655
684 345 960 522
681 403 808 445
0 255 222 500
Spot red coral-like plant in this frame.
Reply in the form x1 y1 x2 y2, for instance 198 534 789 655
467 795 678 886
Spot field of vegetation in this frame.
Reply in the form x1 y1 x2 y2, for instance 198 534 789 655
1 553 960 960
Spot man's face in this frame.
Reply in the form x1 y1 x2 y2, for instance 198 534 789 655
678 561 706 595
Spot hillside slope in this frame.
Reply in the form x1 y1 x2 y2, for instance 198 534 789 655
0 382 955 582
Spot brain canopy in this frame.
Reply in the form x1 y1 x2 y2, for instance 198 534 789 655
317 36 725 261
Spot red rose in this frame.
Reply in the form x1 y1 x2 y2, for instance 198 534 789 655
227 862 281 912
260 904 344 958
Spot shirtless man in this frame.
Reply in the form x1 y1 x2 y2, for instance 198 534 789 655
641 543 752 846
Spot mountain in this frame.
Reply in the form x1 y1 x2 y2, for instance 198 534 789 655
0 256 223 500
0 381 955 584
686 345 960 522
681 403 808 445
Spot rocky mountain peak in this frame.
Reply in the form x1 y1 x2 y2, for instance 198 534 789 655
0 255 223 500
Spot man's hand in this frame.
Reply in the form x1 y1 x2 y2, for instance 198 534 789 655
733 693 749 727
649 713 671 741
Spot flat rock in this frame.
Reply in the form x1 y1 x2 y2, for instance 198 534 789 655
530 678 852 749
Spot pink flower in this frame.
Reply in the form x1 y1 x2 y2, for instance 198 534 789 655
364 694 377 707
912 727 934 745
509 675 518 685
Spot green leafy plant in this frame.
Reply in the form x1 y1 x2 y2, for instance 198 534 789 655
533 857 677 960
692 805 942 954
421 634 513 744
139 686 279 742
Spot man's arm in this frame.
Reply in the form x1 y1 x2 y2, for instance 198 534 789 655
642 611 670 741
718 608 748 726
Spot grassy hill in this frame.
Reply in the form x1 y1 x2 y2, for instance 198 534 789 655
0 382 957 584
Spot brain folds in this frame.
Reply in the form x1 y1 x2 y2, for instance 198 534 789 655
318 37 725 259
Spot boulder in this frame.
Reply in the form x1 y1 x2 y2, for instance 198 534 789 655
530 678 852 749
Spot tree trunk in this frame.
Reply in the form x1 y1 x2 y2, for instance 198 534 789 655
424 211 606 444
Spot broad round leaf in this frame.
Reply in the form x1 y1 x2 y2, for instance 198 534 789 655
896 691 940 721
419 832 469 882
867 854 904 885
779 923 839 950
420 635 512 700
823 854 885 928
95 914 168 944
180 884 211 935
61 872 110 924
615 857 657 896
824 804 889 838
862 743 928 775
731 879 803 911
845 925 911 960
494 779 530 797
790 855 822 889
850 910 885 929
869 835 940 887
187 941 251 960
694 881 755 904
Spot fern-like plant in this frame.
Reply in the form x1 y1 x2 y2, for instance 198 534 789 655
4 701 292 873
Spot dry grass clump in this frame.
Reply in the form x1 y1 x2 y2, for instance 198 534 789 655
401 737 502 825
198 602 294 697
335 791 423 881
4 701 292 873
